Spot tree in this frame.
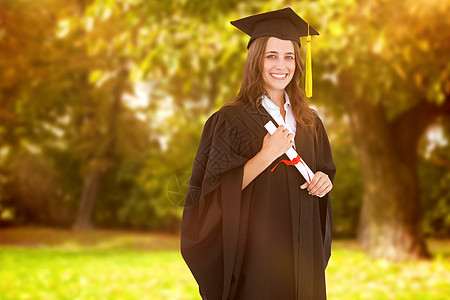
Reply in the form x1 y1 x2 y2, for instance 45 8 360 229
313 0 450 260
48 0 148 229
0 0 81 225
0 0 152 229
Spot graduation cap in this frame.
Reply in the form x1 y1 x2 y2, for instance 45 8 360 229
230 7 318 98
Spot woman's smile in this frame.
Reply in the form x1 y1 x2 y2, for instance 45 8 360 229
270 73 289 79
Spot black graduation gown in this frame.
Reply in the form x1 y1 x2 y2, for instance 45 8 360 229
181 102 336 300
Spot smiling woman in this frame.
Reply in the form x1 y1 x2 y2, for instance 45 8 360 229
180 7 335 300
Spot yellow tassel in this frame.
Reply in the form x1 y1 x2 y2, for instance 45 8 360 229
305 25 312 98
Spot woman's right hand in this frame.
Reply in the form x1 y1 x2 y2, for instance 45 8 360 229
258 125 294 163
242 125 294 190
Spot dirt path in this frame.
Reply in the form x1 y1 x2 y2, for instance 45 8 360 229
0 226 180 251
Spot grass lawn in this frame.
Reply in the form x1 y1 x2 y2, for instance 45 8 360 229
1 227 450 300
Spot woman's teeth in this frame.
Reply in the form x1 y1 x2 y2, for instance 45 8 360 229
271 73 287 79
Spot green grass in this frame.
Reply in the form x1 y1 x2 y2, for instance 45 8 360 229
1 228 450 300
327 241 450 300
0 248 197 300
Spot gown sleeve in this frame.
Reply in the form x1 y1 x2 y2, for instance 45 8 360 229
314 115 336 269
180 107 250 299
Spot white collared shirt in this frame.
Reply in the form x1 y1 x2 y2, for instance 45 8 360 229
261 92 297 145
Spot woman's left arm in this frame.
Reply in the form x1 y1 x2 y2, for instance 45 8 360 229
300 171 332 197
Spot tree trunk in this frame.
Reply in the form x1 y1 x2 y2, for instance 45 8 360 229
73 169 102 230
339 70 434 260
73 66 128 230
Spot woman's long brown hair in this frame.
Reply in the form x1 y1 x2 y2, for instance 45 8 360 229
225 36 316 132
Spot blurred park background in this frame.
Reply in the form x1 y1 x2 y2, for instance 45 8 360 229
1 0 450 299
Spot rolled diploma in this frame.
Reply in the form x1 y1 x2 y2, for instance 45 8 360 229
264 120 316 185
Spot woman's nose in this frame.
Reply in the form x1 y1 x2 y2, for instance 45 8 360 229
275 60 285 69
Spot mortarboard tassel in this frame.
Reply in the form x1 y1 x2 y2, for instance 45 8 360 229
305 25 312 98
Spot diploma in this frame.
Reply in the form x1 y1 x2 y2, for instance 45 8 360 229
265 121 321 195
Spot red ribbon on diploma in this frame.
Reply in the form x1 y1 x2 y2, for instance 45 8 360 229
271 154 312 182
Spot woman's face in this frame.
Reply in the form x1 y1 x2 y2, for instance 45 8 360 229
262 37 296 96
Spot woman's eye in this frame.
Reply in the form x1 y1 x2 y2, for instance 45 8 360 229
267 55 276 59
286 56 294 60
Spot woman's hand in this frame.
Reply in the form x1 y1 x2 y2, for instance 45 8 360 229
300 171 333 197
258 125 294 163
242 125 293 190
